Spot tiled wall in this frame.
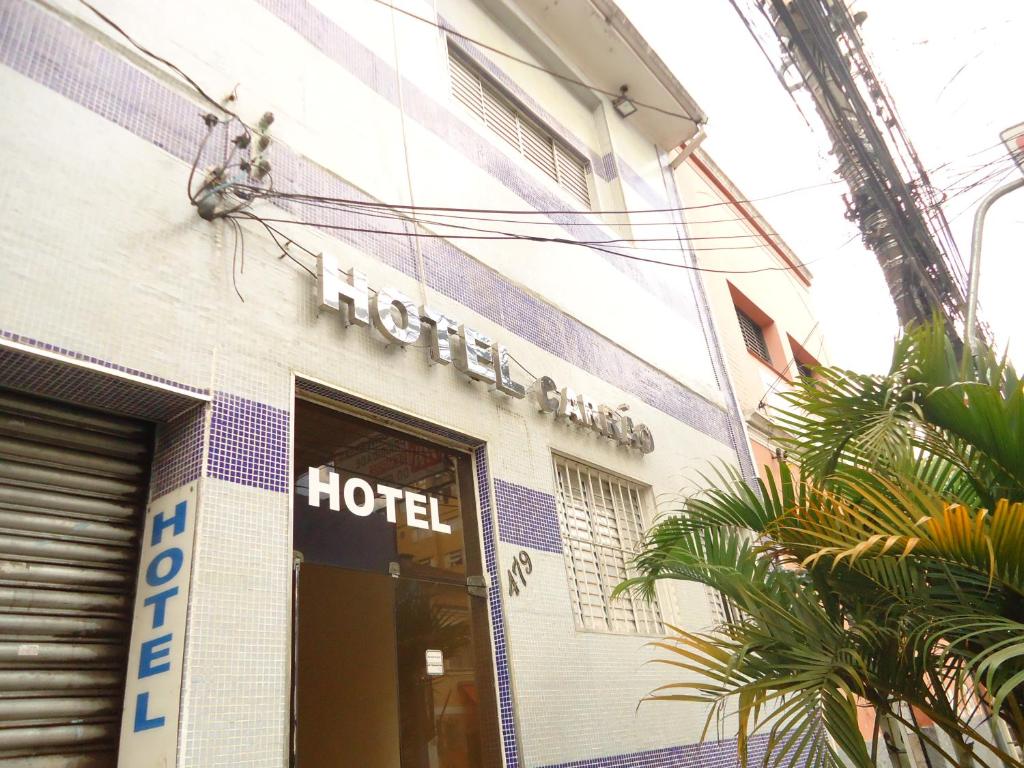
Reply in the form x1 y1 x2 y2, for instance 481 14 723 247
151 405 207 499
0 0 736 454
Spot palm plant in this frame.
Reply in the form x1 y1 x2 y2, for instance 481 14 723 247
618 321 1024 768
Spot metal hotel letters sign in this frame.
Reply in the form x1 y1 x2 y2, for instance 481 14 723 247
317 253 655 453
118 484 198 767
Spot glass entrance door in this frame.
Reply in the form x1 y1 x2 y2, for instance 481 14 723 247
291 399 500 768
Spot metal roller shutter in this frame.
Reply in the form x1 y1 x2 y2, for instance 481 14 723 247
0 389 151 766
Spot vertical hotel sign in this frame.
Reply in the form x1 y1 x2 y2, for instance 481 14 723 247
118 484 198 766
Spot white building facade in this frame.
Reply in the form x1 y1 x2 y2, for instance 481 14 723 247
0 1 769 766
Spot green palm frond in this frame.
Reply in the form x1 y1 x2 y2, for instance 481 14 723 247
624 319 1024 766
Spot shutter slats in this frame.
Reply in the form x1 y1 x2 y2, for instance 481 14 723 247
0 561 131 590
0 486 140 521
0 460 142 499
0 586 128 615
0 722 118 752
555 145 590 207
0 753 114 767
449 49 591 208
0 613 128 638
520 121 558 181
481 87 521 151
0 389 149 763
0 696 119 722
448 54 485 120
0 510 136 547
0 642 124 666
736 308 771 362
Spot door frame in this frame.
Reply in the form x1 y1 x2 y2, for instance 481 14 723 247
287 374 513 767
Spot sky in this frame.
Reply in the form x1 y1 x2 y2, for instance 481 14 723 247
619 0 1023 374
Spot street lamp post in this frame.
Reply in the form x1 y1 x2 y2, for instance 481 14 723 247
964 176 1024 358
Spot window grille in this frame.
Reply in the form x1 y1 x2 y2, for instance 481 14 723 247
448 50 591 208
552 456 662 635
795 360 815 379
735 307 771 362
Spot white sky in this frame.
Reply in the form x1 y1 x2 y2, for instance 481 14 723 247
620 0 1023 373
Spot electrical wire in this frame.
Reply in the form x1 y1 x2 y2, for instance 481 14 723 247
367 0 701 124
231 210 319 278
227 216 246 302
228 180 840 218
236 212 777 252
225 137 1011 221
224 211 830 275
727 0 819 133
261 192 786 246
82 0 1011 243
261 191 788 231
771 0 967 324
948 164 1019 225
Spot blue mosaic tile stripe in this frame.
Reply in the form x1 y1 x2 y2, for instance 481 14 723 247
207 392 289 493
0 332 208 422
0 330 208 396
476 446 521 768
494 478 562 554
0 0 733 451
150 404 207 498
538 734 772 768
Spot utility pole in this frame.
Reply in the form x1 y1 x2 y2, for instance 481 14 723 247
728 0 975 347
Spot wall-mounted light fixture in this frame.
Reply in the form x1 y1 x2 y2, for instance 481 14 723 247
612 86 637 118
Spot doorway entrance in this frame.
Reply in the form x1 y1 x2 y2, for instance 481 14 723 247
291 398 500 768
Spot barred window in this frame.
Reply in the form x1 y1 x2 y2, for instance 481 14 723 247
736 307 771 363
553 456 662 635
705 585 736 627
448 49 591 209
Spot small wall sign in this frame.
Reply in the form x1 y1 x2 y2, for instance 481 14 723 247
118 483 198 768
425 649 445 676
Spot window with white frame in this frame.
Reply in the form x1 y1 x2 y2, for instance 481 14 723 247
552 456 662 634
448 48 591 209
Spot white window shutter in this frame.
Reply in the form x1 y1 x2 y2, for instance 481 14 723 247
448 49 592 209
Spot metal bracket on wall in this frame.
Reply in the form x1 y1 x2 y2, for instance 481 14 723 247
466 574 488 597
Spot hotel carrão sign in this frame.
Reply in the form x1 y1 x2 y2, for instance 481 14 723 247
317 254 654 454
